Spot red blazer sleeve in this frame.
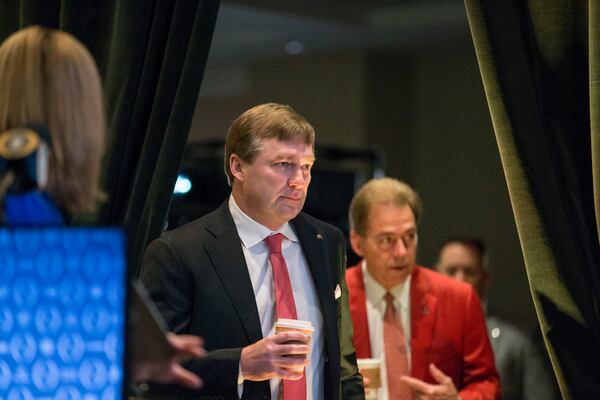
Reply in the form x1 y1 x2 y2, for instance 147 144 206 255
458 287 501 400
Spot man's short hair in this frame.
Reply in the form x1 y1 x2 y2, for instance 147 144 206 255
349 177 422 236
224 103 315 185
438 236 489 269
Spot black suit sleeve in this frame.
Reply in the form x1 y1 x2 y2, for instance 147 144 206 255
140 237 243 399
141 238 194 331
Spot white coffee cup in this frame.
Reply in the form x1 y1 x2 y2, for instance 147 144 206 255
357 358 382 389
274 318 314 339
274 318 314 373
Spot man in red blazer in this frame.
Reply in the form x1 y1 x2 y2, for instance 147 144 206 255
346 178 500 399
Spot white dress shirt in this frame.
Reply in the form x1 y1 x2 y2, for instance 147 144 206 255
362 261 411 400
229 196 324 400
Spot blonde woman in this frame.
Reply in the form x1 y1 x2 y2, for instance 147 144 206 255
0 25 105 223
0 25 204 389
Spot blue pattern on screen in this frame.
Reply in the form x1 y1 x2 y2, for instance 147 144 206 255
0 228 126 399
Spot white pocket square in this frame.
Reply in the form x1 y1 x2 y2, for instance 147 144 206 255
334 284 342 300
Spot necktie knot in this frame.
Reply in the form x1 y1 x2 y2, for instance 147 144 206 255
384 292 396 311
265 233 285 254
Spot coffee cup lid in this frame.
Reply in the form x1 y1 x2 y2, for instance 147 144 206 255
357 358 381 367
274 318 314 332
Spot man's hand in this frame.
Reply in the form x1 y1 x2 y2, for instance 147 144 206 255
400 363 461 400
240 331 310 381
132 333 206 389
362 376 371 395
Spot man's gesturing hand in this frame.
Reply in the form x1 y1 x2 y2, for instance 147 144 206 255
400 363 461 400
132 333 206 389
240 331 310 381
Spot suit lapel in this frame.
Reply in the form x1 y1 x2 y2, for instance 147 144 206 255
410 266 438 380
292 215 337 331
203 203 263 344
291 214 339 394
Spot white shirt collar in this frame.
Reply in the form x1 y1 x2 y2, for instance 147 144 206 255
228 195 298 248
362 260 411 311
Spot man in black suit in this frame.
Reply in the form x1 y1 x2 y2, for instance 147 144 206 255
141 103 364 399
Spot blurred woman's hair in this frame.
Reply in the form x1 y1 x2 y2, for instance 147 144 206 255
0 25 105 216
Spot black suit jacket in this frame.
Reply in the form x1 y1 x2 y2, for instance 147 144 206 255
141 201 364 399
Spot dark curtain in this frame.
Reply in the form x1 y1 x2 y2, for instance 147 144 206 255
464 1 600 399
0 0 220 277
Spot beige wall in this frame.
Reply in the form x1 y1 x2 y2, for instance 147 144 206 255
410 44 534 332
190 52 366 148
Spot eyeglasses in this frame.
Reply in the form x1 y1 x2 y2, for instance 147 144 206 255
369 231 418 252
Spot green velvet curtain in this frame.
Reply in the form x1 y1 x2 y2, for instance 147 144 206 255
464 1 600 398
0 0 220 277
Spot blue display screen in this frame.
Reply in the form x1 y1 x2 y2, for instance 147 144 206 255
0 228 127 399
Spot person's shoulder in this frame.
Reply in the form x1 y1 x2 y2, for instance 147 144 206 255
345 260 363 282
415 266 471 289
414 266 475 297
160 203 231 245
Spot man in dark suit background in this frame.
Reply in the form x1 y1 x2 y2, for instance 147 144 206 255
141 103 364 399
434 236 558 400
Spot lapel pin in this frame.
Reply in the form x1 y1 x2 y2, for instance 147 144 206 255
421 305 429 315
316 233 323 240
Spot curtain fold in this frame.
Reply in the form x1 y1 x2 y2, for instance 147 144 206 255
591 1 600 240
0 2 114 67
100 0 220 277
0 0 220 277
464 1 600 398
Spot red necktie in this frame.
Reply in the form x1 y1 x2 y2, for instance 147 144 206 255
265 233 306 400
383 292 412 399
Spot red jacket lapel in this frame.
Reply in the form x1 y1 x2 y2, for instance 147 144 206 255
345 262 371 358
409 266 438 381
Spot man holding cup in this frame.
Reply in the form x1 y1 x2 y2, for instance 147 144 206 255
346 178 500 399
142 103 364 399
